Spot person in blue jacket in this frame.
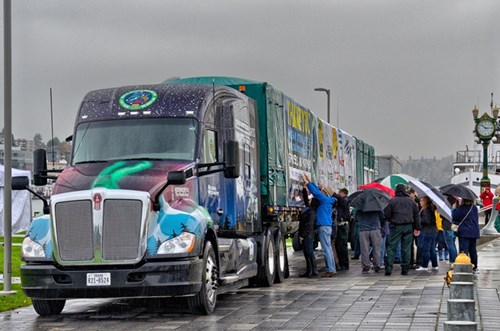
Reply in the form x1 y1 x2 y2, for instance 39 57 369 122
452 198 480 273
302 174 337 277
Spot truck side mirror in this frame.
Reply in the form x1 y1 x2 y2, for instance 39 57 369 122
65 135 73 142
12 176 29 190
33 149 48 186
167 170 187 185
224 140 240 178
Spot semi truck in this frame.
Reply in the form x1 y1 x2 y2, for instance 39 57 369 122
16 76 375 316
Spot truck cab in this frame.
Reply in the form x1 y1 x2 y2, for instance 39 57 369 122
18 84 278 316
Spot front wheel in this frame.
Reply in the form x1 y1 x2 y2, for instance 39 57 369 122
188 241 218 315
32 299 66 316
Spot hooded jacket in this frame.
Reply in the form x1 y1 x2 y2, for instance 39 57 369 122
307 182 336 227
383 184 421 229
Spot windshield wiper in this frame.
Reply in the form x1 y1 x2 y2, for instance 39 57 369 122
74 160 109 164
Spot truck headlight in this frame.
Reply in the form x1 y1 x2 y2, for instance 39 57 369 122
22 237 46 258
157 232 196 254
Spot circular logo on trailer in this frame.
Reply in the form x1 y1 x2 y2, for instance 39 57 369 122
119 89 158 110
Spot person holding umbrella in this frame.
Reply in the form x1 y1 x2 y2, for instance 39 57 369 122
354 209 384 273
452 198 480 274
350 189 391 273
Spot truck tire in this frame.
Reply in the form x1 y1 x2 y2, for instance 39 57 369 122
32 299 65 316
188 241 218 315
274 229 287 283
292 231 302 251
255 230 276 287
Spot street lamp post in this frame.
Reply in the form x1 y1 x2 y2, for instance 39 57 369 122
314 87 331 125
472 104 499 191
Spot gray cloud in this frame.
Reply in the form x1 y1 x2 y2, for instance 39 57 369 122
1 0 499 159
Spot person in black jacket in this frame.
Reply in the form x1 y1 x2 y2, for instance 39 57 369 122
298 192 320 278
333 188 350 270
383 184 421 276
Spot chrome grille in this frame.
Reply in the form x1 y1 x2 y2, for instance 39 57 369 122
54 200 93 261
102 199 143 260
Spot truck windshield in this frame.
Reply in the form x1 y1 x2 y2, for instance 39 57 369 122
72 118 198 164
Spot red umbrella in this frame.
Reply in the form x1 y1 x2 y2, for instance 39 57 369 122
359 182 395 197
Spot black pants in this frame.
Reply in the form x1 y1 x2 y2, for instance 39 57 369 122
335 224 350 269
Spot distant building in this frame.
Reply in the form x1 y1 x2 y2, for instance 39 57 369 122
0 144 34 171
375 155 402 178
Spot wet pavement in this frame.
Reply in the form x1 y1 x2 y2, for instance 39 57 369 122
2 237 500 331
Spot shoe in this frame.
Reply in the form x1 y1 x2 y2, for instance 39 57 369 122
309 272 319 278
401 271 408 276
439 258 444 261
321 271 337 278
415 267 428 271
384 271 391 276
374 267 381 273
362 268 370 274
351 256 359 260
410 264 420 270
299 272 311 278
432 266 439 271
473 269 480 274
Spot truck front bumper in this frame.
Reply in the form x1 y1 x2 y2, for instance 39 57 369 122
20 258 203 299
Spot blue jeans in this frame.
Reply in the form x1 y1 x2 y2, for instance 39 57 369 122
318 225 336 272
380 235 387 266
419 232 438 268
443 230 457 263
458 237 478 270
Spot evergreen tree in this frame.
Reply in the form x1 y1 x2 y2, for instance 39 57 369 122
34 133 45 149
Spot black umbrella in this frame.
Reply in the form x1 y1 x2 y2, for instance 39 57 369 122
440 184 478 201
350 189 391 212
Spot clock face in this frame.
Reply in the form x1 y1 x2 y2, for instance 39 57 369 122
477 119 496 137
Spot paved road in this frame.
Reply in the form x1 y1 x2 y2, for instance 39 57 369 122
2 238 500 331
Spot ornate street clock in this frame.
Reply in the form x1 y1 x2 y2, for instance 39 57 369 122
475 117 496 139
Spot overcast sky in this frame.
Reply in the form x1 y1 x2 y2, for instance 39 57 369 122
1 0 499 160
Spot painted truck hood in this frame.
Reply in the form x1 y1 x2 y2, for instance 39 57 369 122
52 160 194 195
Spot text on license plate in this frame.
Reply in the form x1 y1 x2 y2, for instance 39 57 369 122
86 273 111 286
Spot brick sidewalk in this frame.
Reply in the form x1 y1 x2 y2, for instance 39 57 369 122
1 238 500 330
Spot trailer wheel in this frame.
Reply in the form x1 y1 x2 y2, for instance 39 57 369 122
292 232 302 251
188 241 218 315
274 230 287 283
254 230 275 287
32 299 65 316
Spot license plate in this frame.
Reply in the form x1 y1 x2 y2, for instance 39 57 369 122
86 273 111 286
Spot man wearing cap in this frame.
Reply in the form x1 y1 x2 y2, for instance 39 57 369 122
302 174 337 277
383 184 421 276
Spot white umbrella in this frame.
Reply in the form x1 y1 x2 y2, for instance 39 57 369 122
409 179 452 220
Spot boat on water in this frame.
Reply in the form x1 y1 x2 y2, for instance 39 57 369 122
451 149 500 197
